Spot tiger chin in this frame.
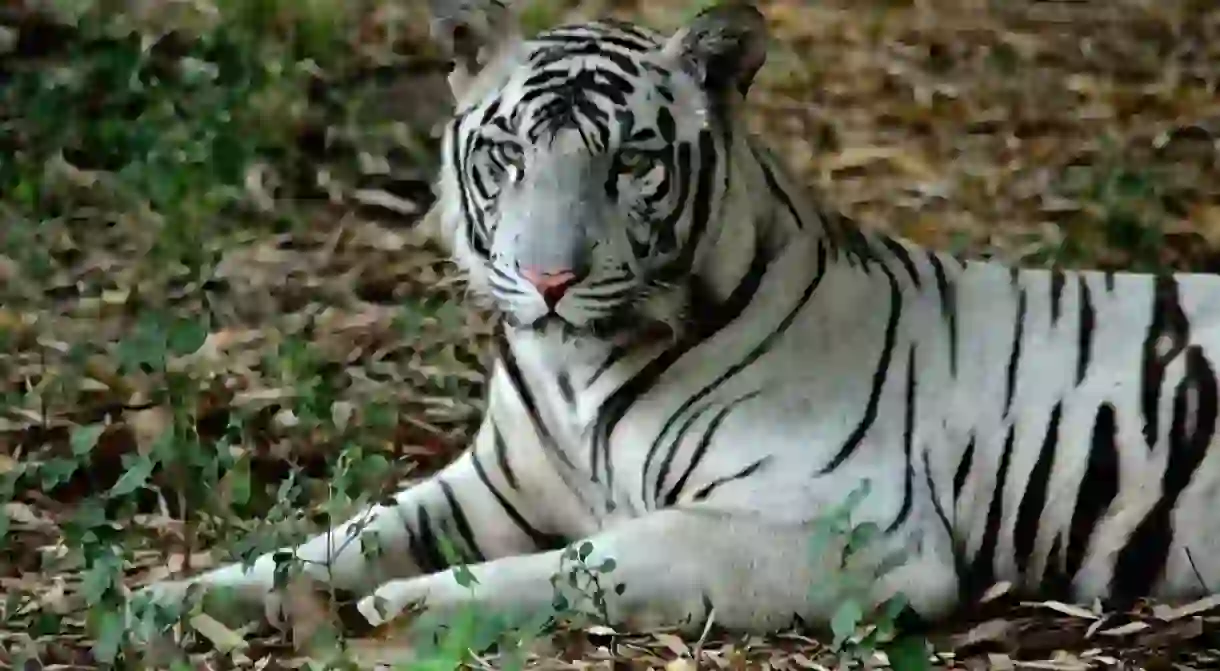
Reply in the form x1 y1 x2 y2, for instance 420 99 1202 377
137 0 1220 643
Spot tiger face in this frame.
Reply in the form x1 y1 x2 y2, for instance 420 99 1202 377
434 17 762 342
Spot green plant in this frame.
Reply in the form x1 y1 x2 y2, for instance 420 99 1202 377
806 479 933 671
549 540 623 627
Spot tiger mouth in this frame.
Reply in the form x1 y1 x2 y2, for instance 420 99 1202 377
509 311 676 345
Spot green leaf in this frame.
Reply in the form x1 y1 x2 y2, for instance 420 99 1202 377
846 521 881 556
438 535 464 566
874 547 911 579
226 453 252 506
29 611 63 637
117 313 171 372
39 458 80 491
71 424 106 457
885 635 932 671
806 521 839 562
840 478 872 516
830 598 864 650
0 510 8 541
80 559 118 606
108 453 154 498
355 453 390 489
167 316 208 356
881 593 910 622
453 563 478 589
90 606 127 664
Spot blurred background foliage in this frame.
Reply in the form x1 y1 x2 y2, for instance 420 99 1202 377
1 0 1218 668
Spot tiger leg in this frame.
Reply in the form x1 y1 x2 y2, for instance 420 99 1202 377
356 504 967 635
135 403 560 628
355 505 957 635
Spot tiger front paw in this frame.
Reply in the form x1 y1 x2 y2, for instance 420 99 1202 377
131 574 289 631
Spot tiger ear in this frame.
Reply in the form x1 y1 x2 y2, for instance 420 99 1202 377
661 1 768 101
427 0 521 98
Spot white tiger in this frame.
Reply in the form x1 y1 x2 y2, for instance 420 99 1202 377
139 0 1220 637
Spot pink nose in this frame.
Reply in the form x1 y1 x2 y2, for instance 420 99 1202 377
521 268 580 308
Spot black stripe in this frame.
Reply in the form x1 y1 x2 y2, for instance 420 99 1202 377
495 325 575 470
887 344 918 533
587 344 629 387
662 392 760 507
752 145 806 230
470 449 565 550
651 404 714 509
644 241 828 500
489 265 530 297
1110 345 1217 603
1014 401 1062 576
819 263 903 474
1076 276 1095 385
1050 269 1065 326
882 236 921 289
439 479 486 563
928 252 958 378
1140 275 1190 449
449 113 490 258
1064 403 1120 582
691 457 772 502
524 67 638 101
534 31 657 56
556 371 576 405
491 423 520 490
411 506 448 574
963 425 1016 600
590 129 725 485
399 513 427 573
1004 288 1027 414
670 131 719 274
953 436 975 502
922 448 967 595
593 248 769 486
1042 536 1071 599
651 140 696 265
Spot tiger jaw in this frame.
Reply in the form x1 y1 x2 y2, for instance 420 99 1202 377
492 274 692 344
505 306 680 346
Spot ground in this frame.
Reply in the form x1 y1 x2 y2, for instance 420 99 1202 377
2 0 1220 668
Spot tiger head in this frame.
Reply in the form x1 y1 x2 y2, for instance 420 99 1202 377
427 0 772 343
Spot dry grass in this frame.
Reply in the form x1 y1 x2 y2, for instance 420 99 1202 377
2 0 1220 668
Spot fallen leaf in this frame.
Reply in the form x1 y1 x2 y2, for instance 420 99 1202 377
1097 621 1151 637
1151 593 1220 621
128 406 173 454
949 618 1013 650
3 502 40 526
1036 600 1099 620
979 581 1012 603
656 632 692 658
189 613 248 653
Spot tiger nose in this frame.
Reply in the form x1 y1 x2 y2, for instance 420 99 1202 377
521 267 581 308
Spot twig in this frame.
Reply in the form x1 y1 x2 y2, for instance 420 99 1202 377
1184 546 1212 592
692 606 716 669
